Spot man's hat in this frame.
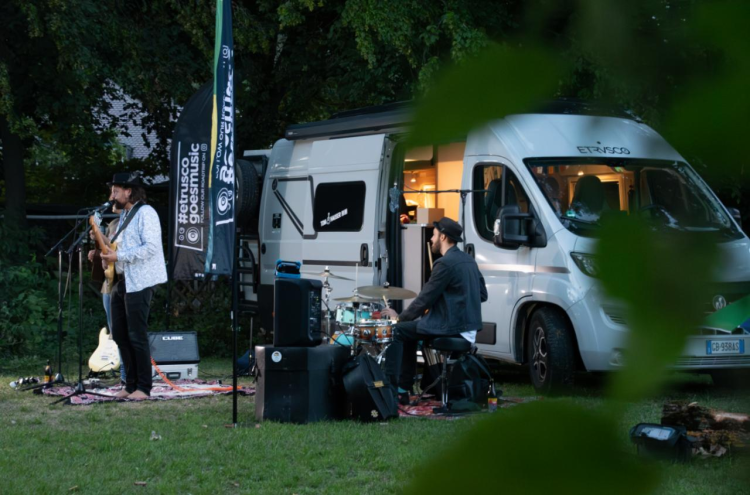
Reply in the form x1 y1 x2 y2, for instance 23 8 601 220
433 217 463 243
108 172 144 188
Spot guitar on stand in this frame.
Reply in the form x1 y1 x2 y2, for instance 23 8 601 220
89 212 117 287
89 327 121 373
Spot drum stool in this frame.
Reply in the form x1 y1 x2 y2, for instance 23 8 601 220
420 337 472 408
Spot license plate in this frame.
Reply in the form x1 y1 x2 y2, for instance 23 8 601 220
706 340 744 355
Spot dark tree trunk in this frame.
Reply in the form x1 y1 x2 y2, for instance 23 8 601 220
0 114 26 230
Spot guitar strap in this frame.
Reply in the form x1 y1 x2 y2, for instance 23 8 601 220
110 202 145 243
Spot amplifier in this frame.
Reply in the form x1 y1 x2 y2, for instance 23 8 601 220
148 332 200 364
273 278 323 347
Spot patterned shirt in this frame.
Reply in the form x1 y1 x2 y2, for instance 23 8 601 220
116 203 168 293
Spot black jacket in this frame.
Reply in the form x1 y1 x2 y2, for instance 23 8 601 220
399 245 488 335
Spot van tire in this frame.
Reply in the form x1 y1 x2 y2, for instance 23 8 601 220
527 307 576 394
236 159 260 230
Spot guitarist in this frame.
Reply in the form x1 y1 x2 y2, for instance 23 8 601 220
88 190 126 383
100 172 168 399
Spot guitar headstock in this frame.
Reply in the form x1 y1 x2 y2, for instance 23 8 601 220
89 212 103 230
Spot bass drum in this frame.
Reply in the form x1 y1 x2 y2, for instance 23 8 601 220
235 159 262 232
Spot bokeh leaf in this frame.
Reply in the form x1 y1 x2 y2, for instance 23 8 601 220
405 401 659 495
597 215 717 400
406 43 563 148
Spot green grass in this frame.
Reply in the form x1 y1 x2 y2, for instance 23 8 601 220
1 358 748 494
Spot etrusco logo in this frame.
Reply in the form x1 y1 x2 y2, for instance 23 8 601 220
577 142 631 155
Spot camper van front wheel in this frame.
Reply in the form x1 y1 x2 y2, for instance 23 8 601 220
527 308 575 394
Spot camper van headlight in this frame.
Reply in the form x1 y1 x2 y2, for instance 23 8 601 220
570 252 599 278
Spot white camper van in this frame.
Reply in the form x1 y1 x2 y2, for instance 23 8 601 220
242 102 750 392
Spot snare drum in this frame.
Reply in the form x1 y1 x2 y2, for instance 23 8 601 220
356 319 396 344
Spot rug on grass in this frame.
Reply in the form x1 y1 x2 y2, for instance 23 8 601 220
42 380 255 405
398 395 541 419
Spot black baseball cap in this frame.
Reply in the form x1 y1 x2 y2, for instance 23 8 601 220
433 217 463 243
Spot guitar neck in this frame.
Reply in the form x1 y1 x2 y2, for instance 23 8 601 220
89 218 111 254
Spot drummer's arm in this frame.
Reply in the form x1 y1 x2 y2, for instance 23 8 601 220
399 261 451 321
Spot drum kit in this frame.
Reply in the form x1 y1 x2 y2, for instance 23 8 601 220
306 267 417 361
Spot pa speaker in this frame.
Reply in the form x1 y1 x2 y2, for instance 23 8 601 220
273 278 323 347
148 332 200 364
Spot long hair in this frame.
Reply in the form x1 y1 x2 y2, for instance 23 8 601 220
128 186 148 204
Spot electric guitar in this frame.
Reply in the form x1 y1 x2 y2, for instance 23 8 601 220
89 212 117 287
88 327 121 373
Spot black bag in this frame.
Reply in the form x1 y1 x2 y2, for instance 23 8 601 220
342 354 398 421
421 351 497 407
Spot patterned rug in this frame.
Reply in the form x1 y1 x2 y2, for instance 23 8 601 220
398 395 541 419
42 380 255 405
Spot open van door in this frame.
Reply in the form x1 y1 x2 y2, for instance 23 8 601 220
300 134 385 297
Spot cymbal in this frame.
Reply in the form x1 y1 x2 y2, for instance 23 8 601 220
333 294 378 303
357 285 417 300
305 269 353 281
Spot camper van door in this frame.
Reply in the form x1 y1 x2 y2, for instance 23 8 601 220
464 158 537 358
301 135 385 296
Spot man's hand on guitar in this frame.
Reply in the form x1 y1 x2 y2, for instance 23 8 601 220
88 249 96 263
100 251 118 263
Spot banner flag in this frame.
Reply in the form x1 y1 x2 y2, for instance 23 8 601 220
169 81 213 280
205 0 236 276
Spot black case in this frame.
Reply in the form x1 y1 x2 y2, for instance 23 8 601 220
342 354 398 421
255 345 350 423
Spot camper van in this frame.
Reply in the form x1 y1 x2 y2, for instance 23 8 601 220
241 102 750 392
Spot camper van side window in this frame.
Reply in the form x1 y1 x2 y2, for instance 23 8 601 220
473 165 533 241
313 181 367 232
472 164 504 241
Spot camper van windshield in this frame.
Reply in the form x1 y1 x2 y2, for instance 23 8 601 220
525 158 742 239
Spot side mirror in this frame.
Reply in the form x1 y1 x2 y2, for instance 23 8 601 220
493 205 547 249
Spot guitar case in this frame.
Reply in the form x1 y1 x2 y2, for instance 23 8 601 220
342 354 398 421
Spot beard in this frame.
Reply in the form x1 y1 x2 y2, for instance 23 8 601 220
431 238 441 254
114 199 128 209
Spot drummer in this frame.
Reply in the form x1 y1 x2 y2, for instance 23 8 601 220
381 217 487 405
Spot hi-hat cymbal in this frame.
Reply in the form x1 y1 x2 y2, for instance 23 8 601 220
306 269 353 281
333 294 377 303
357 285 417 300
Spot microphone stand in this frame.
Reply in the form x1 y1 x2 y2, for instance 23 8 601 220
21 218 88 392
50 213 114 404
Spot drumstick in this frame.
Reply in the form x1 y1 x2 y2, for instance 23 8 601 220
427 241 434 270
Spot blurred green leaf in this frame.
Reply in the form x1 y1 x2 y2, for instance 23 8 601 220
405 401 659 495
597 215 717 400
406 43 563 147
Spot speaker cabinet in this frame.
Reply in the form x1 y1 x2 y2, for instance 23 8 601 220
273 278 323 347
255 345 350 423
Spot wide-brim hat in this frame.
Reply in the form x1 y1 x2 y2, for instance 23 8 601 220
108 172 144 188
433 217 463 243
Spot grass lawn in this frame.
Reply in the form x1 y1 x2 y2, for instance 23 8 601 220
1 357 748 494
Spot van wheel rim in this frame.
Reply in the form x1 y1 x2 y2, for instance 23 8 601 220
532 327 548 383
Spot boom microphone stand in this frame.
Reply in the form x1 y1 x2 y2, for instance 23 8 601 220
21 219 88 392
51 218 113 405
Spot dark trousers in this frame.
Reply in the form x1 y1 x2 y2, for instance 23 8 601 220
110 278 154 395
383 321 461 393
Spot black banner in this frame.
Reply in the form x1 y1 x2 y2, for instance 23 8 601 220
169 81 212 280
205 0 236 276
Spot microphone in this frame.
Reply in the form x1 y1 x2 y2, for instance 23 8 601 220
87 200 115 212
